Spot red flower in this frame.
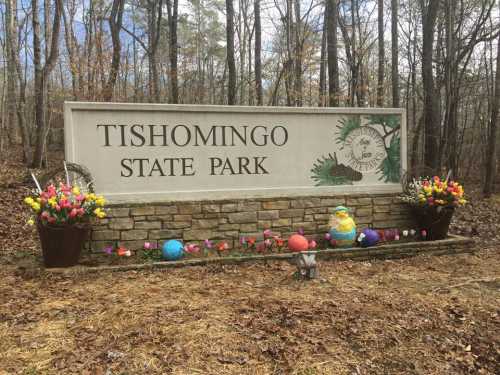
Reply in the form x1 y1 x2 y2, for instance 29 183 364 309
216 242 229 251
117 246 128 256
275 237 285 247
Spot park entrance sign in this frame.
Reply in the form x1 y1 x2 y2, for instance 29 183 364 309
64 102 406 203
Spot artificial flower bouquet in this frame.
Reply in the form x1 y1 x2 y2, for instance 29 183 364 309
24 182 107 267
401 175 466 208
24 182 106 226
401 175 466 240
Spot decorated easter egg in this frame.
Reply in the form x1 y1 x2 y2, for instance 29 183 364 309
162 240 184 260
288 234 309 252
358 228 380 248
330 227 356 247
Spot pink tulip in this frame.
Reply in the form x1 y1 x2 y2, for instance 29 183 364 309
264 239 272 248
144 242 153 250
309 240 317 249
69 208 78 218
185 244 200 253
263 229 272 238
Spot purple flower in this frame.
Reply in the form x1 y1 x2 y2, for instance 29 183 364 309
264 239 272 248
297 227 304 235
324 232 332 241
263 229 272 238
143 242 153 250
239 236 247 245
103 245 114 255
204 239 213 249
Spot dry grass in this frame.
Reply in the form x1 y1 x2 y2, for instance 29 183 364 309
1 248 499 375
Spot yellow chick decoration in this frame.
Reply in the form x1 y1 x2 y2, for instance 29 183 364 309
328 206 357 247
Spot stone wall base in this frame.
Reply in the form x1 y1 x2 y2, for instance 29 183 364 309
54 235 474 275
89 193 415 251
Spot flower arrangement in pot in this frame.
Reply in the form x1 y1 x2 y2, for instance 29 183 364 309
24 182 106 268
401 175 466 240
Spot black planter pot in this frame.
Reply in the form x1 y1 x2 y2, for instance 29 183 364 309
413 206 454 241
37 222 90 268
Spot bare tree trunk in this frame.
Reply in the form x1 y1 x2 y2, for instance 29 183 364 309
319 10 327 107
326 0 339 106
167 0 179 103
147 0 162 102
5 0 18 147
442 0 458 173
293 0 302 106
32 0 63 168
11 10 30 163
103 0 125 101
254 0 263 105
226 0 237 105
62 2 79 100
377 0 384 107
351 0 360 106
421 0 440 172
284 0 294 106
238 0 247 105
391 0 400 107
484 8 500 196
247 23 254 105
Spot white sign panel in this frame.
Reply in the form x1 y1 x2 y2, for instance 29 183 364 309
64 102 406 202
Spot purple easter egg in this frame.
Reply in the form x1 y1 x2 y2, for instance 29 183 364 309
360 228 380 248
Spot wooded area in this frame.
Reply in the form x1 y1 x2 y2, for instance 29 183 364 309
0 0 499 194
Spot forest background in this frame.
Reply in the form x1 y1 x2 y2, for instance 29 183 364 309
0 0 499 194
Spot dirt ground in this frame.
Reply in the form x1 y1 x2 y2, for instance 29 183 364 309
0 152 499 374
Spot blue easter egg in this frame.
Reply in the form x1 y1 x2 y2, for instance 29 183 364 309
162 240 184 261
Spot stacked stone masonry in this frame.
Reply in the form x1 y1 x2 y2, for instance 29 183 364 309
89 193 416 251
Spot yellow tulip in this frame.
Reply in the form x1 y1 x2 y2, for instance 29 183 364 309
27 218 35 226
95 196 106 207
93 208 106 218
72 186 81 195
31 202 41 212
24 197 34 205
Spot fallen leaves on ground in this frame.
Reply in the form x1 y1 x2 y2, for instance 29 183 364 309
0 250 499 374
0 149 499 374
